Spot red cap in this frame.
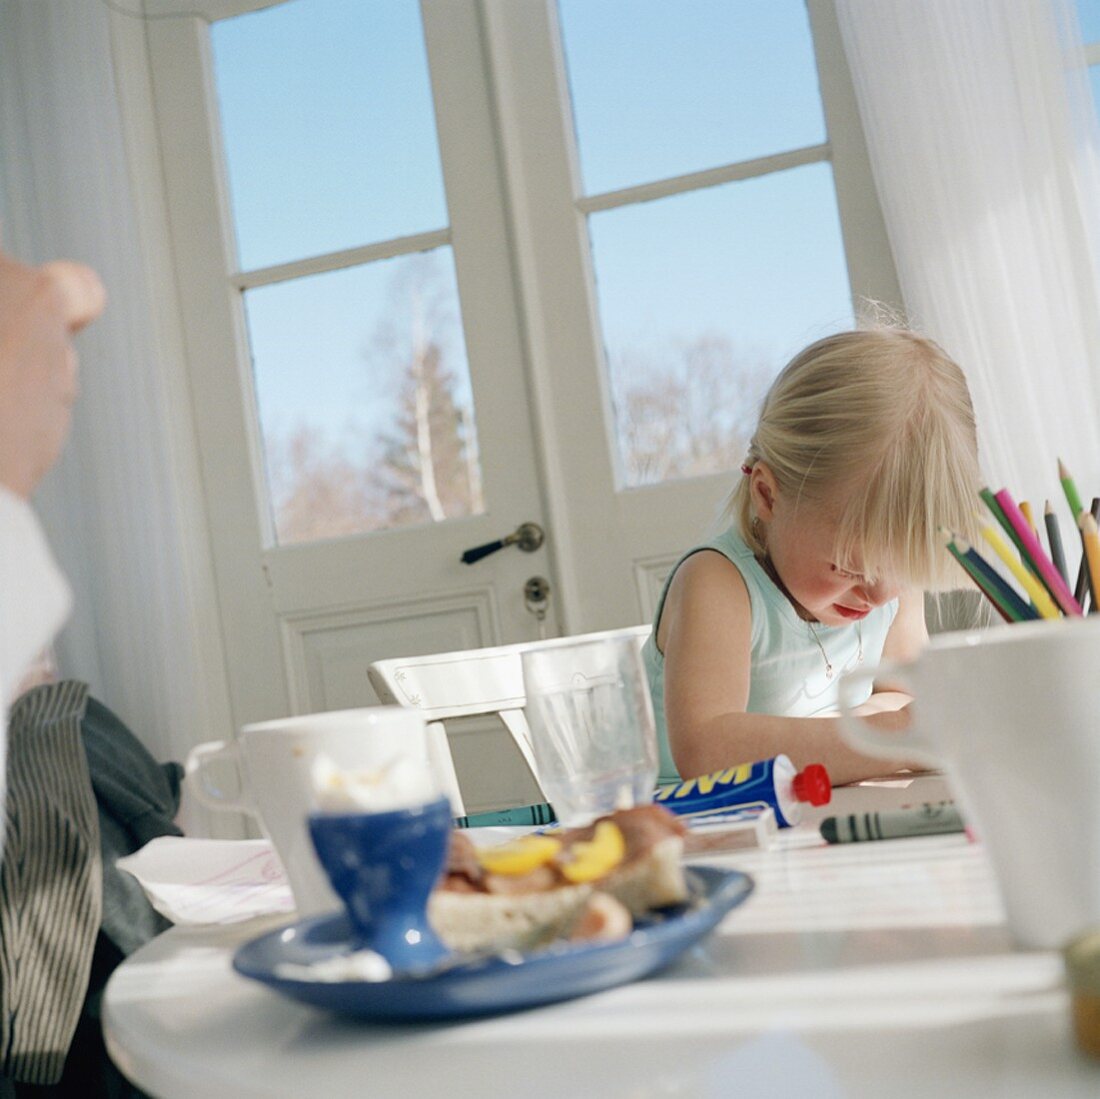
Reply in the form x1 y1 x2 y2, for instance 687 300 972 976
791 763 831 806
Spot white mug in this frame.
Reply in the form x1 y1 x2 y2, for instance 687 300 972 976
838 617 1100 949
185 706 435 916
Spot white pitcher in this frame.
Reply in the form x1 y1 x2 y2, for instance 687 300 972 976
838 616 1100 950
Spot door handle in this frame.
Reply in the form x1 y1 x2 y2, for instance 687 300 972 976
461 522 545 564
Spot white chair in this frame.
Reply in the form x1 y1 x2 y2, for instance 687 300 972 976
368 625 651 817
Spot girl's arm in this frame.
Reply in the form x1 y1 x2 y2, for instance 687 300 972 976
659 552 917 786
864 587 929 707
879 587 929 666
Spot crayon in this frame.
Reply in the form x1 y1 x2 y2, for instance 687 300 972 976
820 803 965 843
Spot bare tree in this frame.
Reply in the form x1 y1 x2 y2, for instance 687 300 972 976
267 425 380 544
264 253 485 544
366 255 484 526
266 256 776 542
610 333 774 486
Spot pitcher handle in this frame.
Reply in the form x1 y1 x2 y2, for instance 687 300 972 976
184 739 254 814
837 661 940 766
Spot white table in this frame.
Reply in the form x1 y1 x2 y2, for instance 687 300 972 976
103 778 1100 1098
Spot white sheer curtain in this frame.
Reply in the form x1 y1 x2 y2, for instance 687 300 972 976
836 0 1100 510
0 1 223 763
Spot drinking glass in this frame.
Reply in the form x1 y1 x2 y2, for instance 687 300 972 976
521 634 658 825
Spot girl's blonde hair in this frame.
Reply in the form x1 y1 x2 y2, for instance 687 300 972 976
730 328 980 591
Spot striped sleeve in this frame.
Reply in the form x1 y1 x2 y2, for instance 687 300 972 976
0 681 100 1085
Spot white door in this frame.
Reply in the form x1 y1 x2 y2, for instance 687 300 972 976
144 0 897 812
481 0 899 629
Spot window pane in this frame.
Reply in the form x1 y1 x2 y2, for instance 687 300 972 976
245 250 484 545
211 0 447 271
558 0 825 196
589 164 854 489
1078 0 1100 43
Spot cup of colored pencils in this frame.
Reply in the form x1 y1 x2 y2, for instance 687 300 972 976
944 460 1100 623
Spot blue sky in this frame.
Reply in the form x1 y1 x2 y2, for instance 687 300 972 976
210 0 1100 508
209 0 855 478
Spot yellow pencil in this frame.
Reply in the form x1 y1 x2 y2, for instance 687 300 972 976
979 521 1061 619
1080 513 1100 614
1020 500 1037 536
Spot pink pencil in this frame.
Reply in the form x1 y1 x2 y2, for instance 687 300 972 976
993 487 1084 616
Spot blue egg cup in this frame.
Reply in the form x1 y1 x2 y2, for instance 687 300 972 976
308 796 453 971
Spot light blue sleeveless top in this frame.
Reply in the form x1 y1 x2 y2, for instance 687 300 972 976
642 527 898 784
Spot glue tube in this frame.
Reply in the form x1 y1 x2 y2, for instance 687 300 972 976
653 754 831 827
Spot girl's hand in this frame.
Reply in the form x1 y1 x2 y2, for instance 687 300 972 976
852 691 911 716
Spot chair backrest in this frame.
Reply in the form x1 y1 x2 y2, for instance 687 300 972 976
368 625 652 816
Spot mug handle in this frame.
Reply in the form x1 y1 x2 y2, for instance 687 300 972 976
184 739 254 814
836 660 941 766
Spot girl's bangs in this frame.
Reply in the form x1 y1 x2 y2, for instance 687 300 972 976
831 461 978 592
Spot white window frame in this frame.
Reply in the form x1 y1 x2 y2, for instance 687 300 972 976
134 0 901 639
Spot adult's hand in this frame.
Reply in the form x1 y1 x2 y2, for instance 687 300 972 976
0 249 105 499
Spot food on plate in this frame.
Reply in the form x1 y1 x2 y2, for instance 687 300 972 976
427 804 688 953
311 752 438 814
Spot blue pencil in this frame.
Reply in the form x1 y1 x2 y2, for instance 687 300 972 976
948 535 1039 622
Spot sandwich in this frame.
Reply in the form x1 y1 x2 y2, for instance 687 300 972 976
427 804 689 953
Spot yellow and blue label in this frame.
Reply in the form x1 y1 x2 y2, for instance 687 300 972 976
654 757 794 826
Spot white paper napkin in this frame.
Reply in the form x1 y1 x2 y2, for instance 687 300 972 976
117 836 296 925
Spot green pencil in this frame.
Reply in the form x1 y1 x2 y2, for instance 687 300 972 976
1060 458 1085 520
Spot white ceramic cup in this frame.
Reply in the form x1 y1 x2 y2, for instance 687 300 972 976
185 706 436 917
837 617 1100 949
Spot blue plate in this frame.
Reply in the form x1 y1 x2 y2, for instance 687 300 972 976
232 865 753 1020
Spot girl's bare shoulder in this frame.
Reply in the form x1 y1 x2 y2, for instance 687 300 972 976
658 550 751 653
669 548 750 603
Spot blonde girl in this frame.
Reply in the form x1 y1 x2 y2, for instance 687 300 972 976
642 328 981 786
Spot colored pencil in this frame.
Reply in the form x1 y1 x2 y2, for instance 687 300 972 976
945 535 1036 623
1019 500 1037 535
956 536 1039 621
1074 497 1100 607
1059 458 1085 521
945 545 1013 622
1044 500 1069 588
980 487 1025 555
979 522 1061 619
1081 513 1100 615
943 532 1013 622
993 488 1083 615
980 485 1041 610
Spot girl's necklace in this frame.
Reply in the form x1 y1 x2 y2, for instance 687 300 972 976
807 619 863 679
757 551 865 678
